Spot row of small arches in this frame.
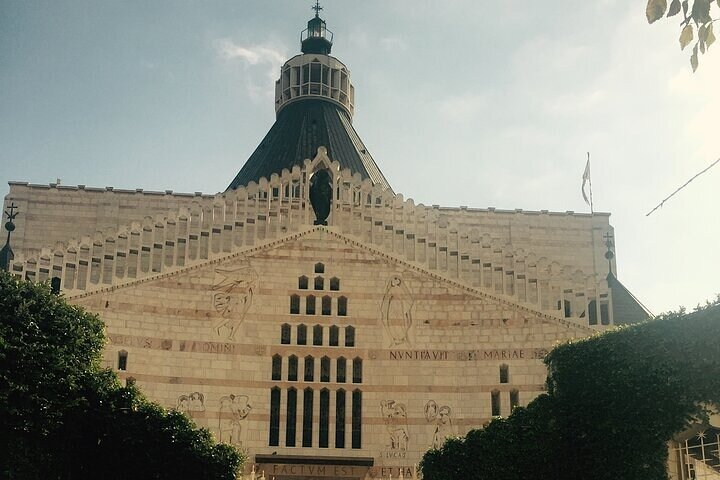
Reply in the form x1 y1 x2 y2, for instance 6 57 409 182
281 324 355 347
289 295 347 316
272 355 362 384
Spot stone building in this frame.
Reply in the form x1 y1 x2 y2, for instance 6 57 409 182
3 10 653 480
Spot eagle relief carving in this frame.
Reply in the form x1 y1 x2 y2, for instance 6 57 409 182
211 260 258 341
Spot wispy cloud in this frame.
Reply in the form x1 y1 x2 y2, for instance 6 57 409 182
216 39 287 101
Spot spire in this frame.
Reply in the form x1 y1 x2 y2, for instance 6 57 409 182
0 202 18 272
301 2 333 55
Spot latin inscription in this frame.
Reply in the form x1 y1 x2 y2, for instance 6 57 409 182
387 348 549 361
389 350 448 360
263 464 362 478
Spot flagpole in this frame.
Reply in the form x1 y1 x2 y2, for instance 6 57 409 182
587 152 594 214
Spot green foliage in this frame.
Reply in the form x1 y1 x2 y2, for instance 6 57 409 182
647 0 718 71
420 297 720 480
0 271 244 480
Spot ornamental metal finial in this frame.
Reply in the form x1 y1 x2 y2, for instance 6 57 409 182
312 0 323 17
603 231 615 276
0 202 19 271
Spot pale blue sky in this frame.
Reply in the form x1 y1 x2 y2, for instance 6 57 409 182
2 1 719 313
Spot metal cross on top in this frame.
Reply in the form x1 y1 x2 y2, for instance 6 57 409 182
312 0 323 17
4 202 18 234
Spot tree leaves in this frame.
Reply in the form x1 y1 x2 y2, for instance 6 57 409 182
668 0 683 16
680 24 695 49
692 44 699 71
647 0 668 23
707 23 717 49
691 0 712 23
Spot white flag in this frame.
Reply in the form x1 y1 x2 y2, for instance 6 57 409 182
581 158 591 206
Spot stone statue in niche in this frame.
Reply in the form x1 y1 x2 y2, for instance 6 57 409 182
211 261 258 341
425 400 454 449
380 400 409 451
177 391 206 418
218 394 252 446
309 168 332 226
380 275 414 347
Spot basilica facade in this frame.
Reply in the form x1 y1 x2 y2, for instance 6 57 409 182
3 11 650 480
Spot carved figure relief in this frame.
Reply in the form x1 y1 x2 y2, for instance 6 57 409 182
309 168 332 226
218 394 252 446
425 400 454 449
380 275 414 347
211 262 258 341
380 400 409 451
177 391 206 417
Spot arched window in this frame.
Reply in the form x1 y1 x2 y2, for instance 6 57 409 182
491 390 501 417
272 354 282 381
286 388 297 447
117 350 128 371
306 295 316 315
304 355 314 382
499 364 509 384
337 357 347 383
338 296 348 316
322 296 332 315
281 323 291 344
314 276 324 290
303 388 314 447
298 275 309 289
345 326 355 347
297 324 307 345
314 262 324 273
336 389 346 448
330 277 340 291
269 387 281 446
290 294 300 314
288 355 298 381
510 389 520 411
319 388 330 448
313 324 323 346
321 356 330 382
329 325 339 346
352 357 363 383
351 389 362 449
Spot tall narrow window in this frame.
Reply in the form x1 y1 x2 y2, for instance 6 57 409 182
290 295 300 314
269 387 281 446
286 388 297 447
117 350 128 371
330 277 340 291
336 389 346 448
499 364 509 384
303 388 314 447
510 389 520 411
306 295 316 315
329 325 339 346
352 357 363 383
600 302 610 325
298 275 308 289
272 354 282 381
313 324 323 346
321 356 330 382
352 389 362 449
345 326 355 347
337 357 347 383
304 355 314 382
281 324 291 344
319 389 330 448
588 300 598 325
314 276 324 290
314 262 324 273
288 355 298 381
491 390 501 417
297 324 307 345
338 296 348 316
322 296 332 315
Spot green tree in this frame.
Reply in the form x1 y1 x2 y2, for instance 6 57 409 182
420 298 720 480
646 0 718 71
0 272 244 480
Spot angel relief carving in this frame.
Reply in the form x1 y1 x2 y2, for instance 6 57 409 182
380 275 414 347
211 261 258 341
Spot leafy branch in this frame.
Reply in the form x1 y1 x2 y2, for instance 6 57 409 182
647 0 718 71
